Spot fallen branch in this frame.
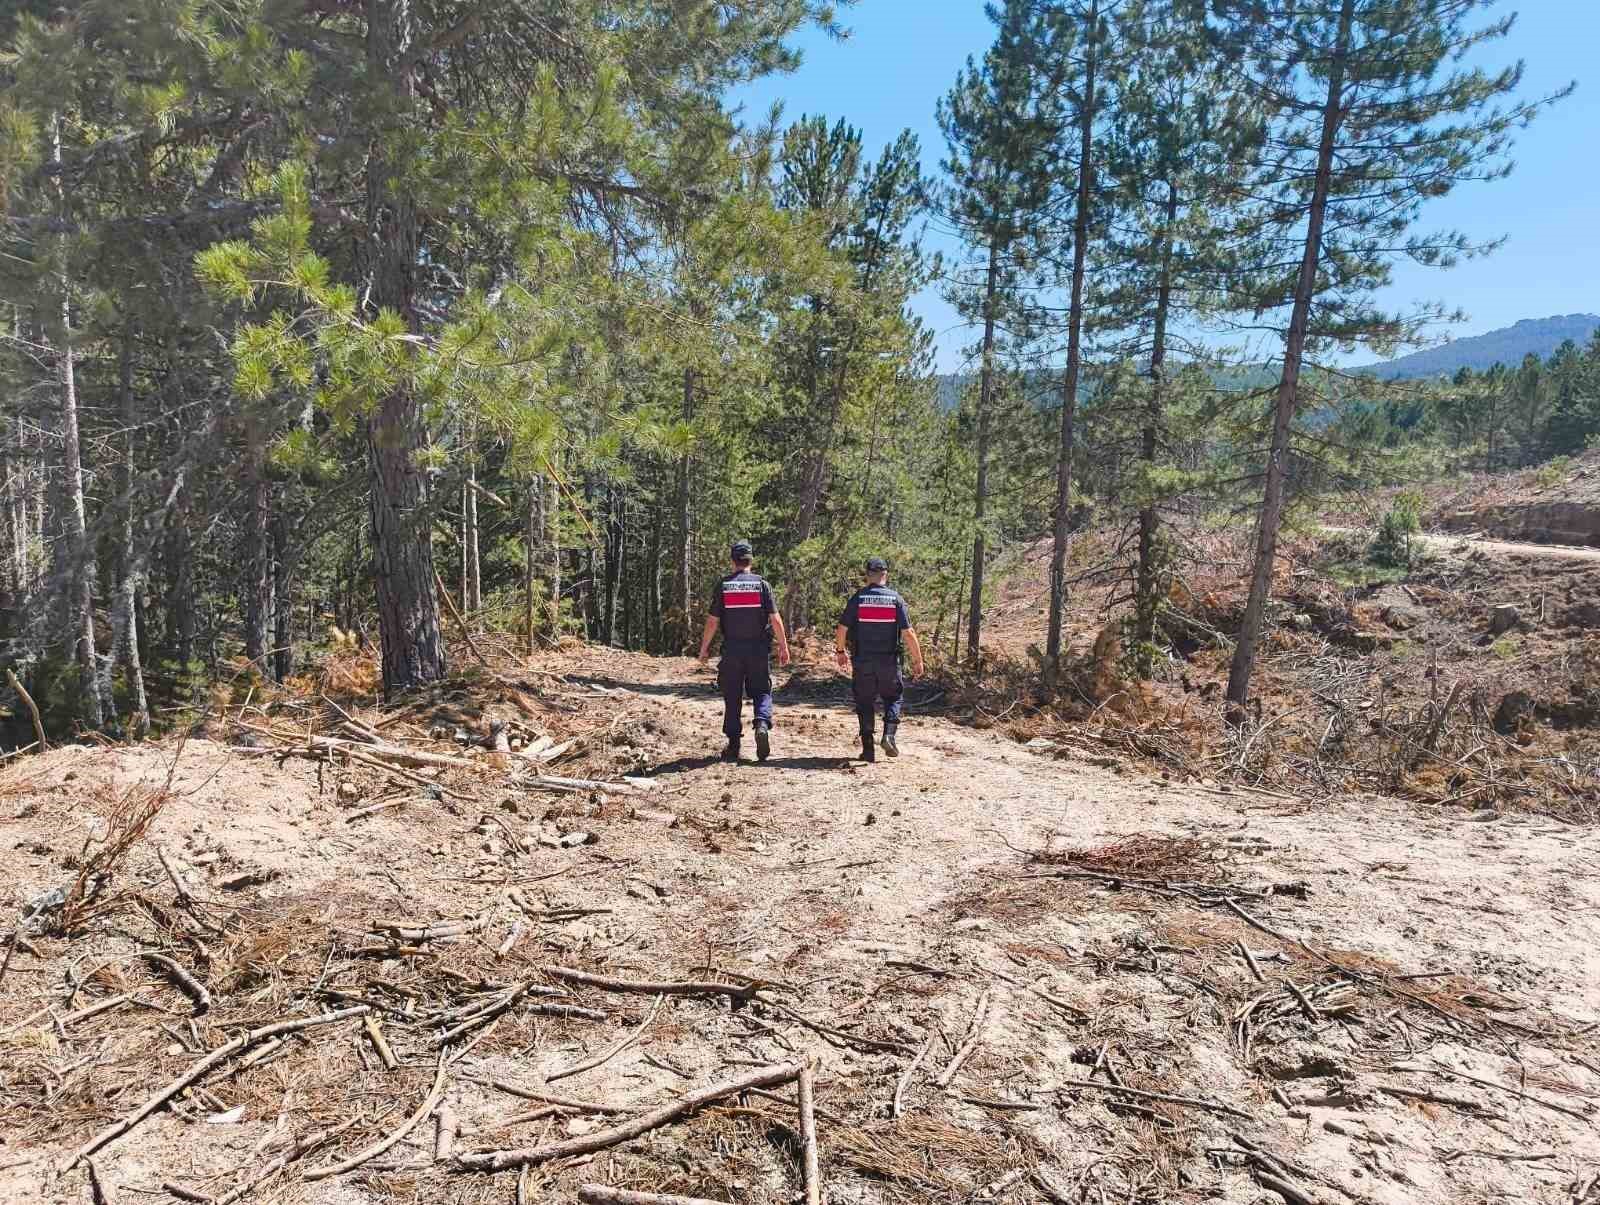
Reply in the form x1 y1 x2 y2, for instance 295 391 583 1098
1225 899 1301 947
769 1002 912 1054
142 952 211 1013
73 1006 370 1163
364 1014 398 1070
543 965 763 1002
376 914 492 943
893 1028 936 1119
578 1187 727 1205
936 989 991 1088
304 1055 448 1181
1054 1077 1252 1120
547 994 663 1083
1423 1067 1593 1124
213 1116 361 1204
436 571 492 668
455 1061 804 1172
86 1158 118 1205
156 848 192 902
798 1061 821 1205
6 668 47 753
467 1079 622 1114
434 1104 458 1163
1256 1169 1322 1205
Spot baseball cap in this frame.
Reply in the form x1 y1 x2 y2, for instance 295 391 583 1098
731 540 754 560
865 556 888 572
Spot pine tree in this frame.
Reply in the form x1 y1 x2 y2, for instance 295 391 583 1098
1098 1 1262 676
1220 0 1568 709
938 0 1058 664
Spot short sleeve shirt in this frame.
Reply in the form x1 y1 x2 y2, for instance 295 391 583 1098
710 570 776 648
839 584 910 656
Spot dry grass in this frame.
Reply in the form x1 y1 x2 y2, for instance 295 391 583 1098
61 782 174 931
1032 832 1230 884
832 1113 1036 1196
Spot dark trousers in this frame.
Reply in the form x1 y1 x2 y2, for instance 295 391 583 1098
851 654 904 737
718 647 773 739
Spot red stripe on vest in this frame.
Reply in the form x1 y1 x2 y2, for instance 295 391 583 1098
722 592 762 608
858 605 898 622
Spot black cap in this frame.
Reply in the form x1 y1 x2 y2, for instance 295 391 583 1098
865 556 888 573
730 540 754 560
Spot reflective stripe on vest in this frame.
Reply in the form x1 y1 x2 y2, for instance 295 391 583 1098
722 581 763 609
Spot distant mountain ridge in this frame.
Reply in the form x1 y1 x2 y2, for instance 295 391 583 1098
1360 313 1600 380
931 314 1599 403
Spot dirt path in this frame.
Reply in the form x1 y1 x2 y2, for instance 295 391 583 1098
1325 524 1600 563
2 647 1597 1204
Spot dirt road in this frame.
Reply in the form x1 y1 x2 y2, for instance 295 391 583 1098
2 647 1596 1203
1325 524 1600 563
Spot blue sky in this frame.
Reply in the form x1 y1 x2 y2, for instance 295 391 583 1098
736 1 1599 374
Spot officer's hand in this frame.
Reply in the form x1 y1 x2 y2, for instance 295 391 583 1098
835 650 850 673
697 652 710 668
909 662 925 681
777 645 792 668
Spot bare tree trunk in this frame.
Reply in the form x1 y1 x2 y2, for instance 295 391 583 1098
108 325 148 733
1046 0 1099 671
464 438 482 617
1133 181 1180 672
165 478 195 679
1226 0 1353 710
966 239 1001 665
52 115 103 730
363 0 444 696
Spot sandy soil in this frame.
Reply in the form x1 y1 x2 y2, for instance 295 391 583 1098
1 645 1596 1204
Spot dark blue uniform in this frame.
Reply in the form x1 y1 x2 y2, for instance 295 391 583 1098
709 570 777 740
839 585 911 739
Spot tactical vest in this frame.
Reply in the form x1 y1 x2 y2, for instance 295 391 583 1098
718 572 771 645
848 586 904 657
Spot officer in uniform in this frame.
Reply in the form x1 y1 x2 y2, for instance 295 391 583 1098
698 540 791 762
835 556 925 763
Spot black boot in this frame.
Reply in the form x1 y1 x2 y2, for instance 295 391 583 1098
881 724 899 758
754 722 771 762
860 732 876 763
720 739 741 763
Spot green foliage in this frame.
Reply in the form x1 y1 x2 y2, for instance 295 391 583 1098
1369 491 1424 571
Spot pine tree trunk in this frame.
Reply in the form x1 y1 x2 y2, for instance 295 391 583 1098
967 240 1001 665
1133 181 1180 672
272 513 292 682
647 475 663 652
363 0 445 696
604 485 622 646
672 367 693 651
1226 0 1354 710
243 417 273 667
546 470 561 632
1046 0 1098 671
524 478 541 654
464 446 482 617
52 116 103 731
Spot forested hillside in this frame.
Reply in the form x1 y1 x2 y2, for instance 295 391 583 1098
0 0 1585 743
1362 313 1600 380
